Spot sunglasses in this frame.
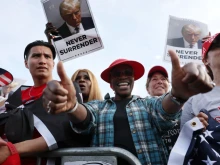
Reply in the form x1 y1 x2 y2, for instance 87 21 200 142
110 69 133 78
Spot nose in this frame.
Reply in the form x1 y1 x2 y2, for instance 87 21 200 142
73 14 77 20
78 77 85 82
39 55 46 64
157 79 163 84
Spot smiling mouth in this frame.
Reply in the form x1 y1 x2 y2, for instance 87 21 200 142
156 86 164 89
117 82 130 87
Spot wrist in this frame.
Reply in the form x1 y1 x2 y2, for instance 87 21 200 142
169 89 187 105
66 100 79 114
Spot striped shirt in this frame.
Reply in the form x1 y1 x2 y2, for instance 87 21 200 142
72 94 181 165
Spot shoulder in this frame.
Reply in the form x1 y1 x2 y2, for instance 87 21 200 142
58 22 67 30
81 17 93 22
83 99 107 108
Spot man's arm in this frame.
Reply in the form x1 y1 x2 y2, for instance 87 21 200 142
0 136 48 164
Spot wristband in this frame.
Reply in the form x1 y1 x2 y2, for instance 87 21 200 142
169 90 186 106
2 142 21 165
66 101 78 114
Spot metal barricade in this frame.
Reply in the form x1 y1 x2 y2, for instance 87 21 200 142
34 147 142 165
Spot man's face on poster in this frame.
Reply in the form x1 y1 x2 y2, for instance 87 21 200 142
182 25 201 45
61 3 81 28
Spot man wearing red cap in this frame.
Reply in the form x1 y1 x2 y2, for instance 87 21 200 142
42 50 213 165
181 33 220 128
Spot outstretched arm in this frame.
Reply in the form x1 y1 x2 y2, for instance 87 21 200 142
0 136 48 164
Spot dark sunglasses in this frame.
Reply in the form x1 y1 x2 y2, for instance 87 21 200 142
110 69 133 78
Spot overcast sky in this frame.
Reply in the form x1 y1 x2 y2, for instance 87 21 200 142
1 0 220 98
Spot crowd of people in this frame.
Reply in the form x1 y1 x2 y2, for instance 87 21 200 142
0 0 219 165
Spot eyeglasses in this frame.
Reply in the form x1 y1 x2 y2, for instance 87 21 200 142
110 70 133 78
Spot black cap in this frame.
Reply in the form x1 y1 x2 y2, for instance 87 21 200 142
24 40 56 60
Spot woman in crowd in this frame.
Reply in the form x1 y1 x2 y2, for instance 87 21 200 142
146 66 170 96
71 69 102 103
146 65 180 155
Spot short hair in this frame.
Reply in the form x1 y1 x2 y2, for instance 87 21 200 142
71 69 103 102
181 24 201 34
145 72 169 89
59 0 80 18
24 40 56 60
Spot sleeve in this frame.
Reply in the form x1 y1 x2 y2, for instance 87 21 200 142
145 93 181 133
180 97 195 129
70 100 100 134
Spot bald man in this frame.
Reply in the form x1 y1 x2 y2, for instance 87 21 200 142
167 24 202 49
58 0 95 38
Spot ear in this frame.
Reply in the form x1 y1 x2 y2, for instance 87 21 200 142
24 60 29 69
202 58 209 66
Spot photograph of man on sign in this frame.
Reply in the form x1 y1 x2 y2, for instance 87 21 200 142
167 24 202 49
44 0 95 39
58 0 95 38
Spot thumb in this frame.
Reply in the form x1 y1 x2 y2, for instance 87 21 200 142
169 50 181 71
57 61 71 85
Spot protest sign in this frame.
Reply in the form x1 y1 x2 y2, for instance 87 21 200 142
41 0 103 62
164 15 208 65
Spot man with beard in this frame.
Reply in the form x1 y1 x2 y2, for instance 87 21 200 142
42 50 213 165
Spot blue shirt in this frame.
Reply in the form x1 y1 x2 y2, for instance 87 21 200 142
71 95 181 165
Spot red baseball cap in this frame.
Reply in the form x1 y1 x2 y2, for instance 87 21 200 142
202 33 220 60
147 66 168 78
101 59 145 83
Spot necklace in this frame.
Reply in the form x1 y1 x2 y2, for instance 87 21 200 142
28 86 34 98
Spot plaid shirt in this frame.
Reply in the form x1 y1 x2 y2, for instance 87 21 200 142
72 95 181 165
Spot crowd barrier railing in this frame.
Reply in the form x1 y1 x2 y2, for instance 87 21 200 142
29 147 142 165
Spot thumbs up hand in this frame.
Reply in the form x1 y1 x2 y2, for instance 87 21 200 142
169 50 213 101
43 61 76 114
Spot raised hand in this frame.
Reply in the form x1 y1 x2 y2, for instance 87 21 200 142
43 61 76 114
169 50 213 100
44 22 60 43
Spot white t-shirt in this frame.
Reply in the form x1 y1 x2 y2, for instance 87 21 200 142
181 86 220 128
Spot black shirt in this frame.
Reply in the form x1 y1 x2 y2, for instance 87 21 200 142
114 98 138 164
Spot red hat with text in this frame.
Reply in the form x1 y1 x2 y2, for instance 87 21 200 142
202 33 220 60
101 59 145 83
147 66 168 78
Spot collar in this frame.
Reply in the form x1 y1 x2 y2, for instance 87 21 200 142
183 38 198 48
66 22 84 34
106 95 141 103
